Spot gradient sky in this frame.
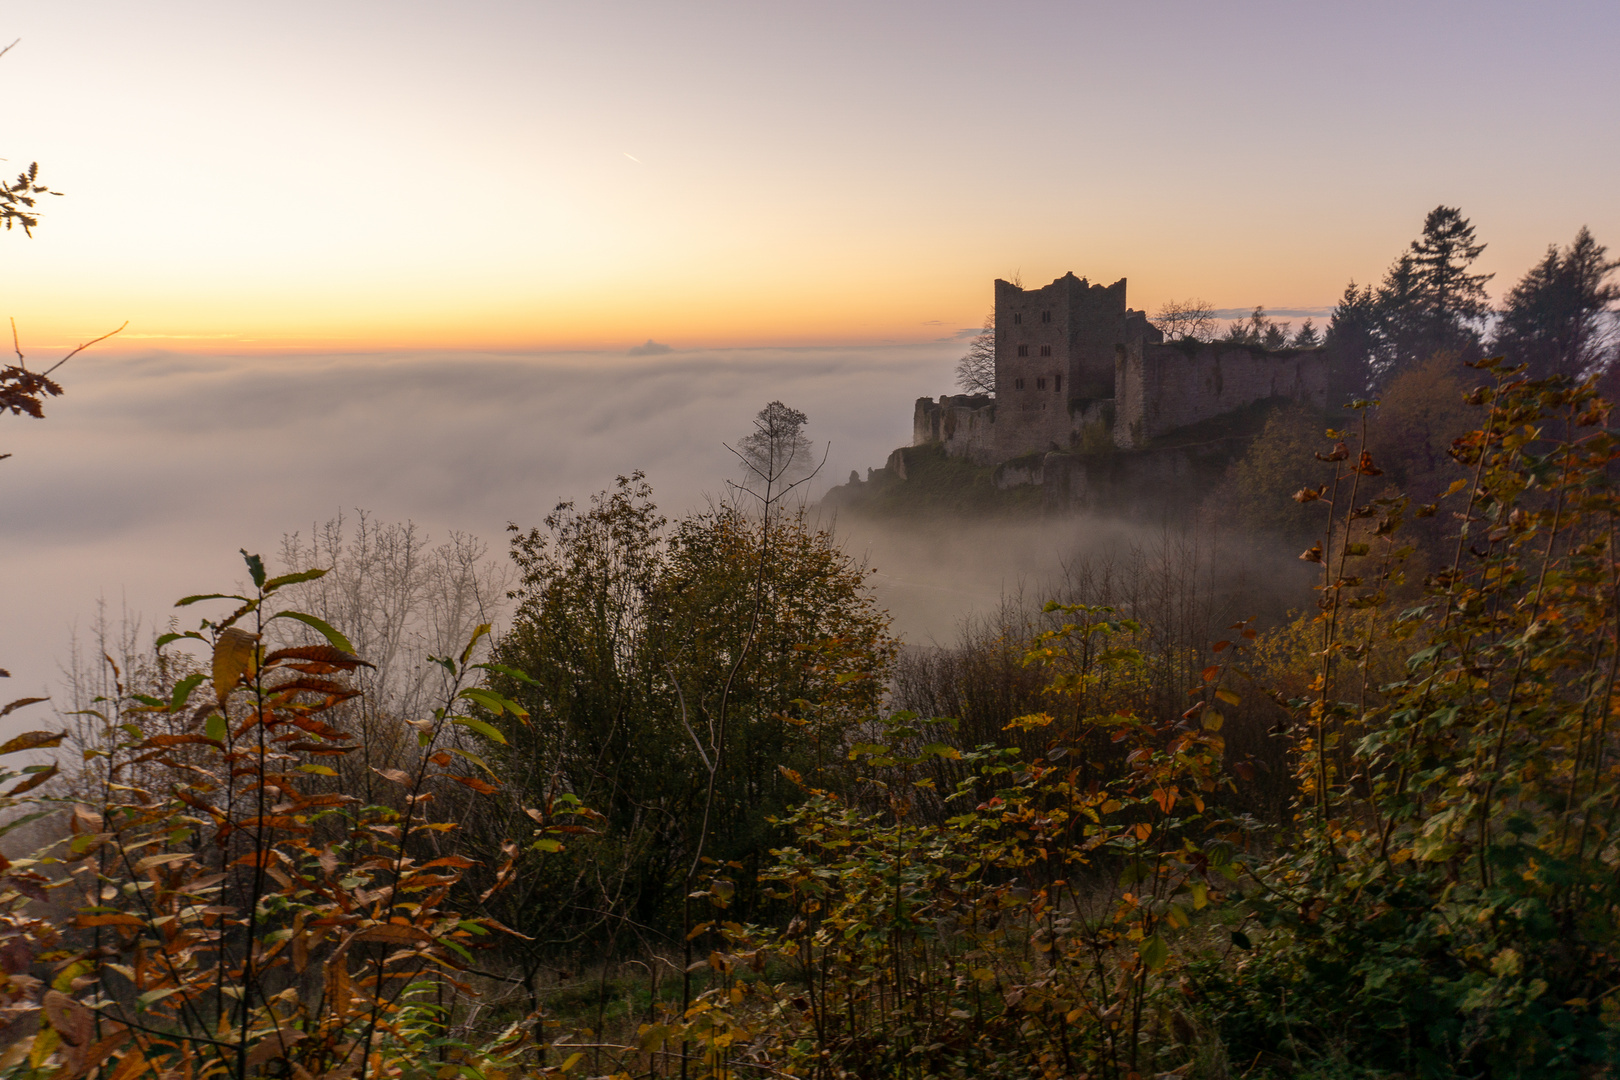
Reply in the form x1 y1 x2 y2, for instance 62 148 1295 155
3 1 1617 350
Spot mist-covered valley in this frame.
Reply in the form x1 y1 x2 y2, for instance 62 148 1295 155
0 338 1194 712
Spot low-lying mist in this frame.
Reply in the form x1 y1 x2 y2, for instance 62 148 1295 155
835 509 1314 650
1 342 950 705
0 340 1315 736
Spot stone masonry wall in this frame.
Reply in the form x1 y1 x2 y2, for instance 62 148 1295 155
1114 342 1330 449
913 395 997 465
994 273 1148 461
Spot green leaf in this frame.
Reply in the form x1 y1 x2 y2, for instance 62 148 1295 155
241 549 267 589
453 716 508 744
155 631 207 648
175 593 248 608
263 568 328 592
458 687 527 719
266 611 354 653
1138 933 1169 971
205 713 228 745
473 662 539 686
460 623 492 666
136 986 180 1011
448 746 498 778
170 673 206 712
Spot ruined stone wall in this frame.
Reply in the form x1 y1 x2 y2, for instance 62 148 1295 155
913 395 997 465
1114 343 1330 448
994 273 1145 460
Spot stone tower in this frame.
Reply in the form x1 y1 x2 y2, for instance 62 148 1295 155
993 273 1160 460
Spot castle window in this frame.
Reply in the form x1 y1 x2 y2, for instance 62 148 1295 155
1036 377 1047 390
1014 378 1025 390
1017 344 1029 357
1040 345 1052 357
1054 375 1062 392
1013 312 1022 325
1041 310 1051 324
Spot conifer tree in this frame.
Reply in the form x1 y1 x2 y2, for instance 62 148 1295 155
1408 204 1492 335
1327 206 1493 391
1492 226 1619 378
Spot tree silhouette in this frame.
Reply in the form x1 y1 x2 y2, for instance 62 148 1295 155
1493 226 1619 379
954 314 995 395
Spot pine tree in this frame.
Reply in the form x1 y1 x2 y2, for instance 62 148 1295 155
1325 281 1380 399
1492 226 1619 378
1376 252 1429 378
1328 208 1494 393
1409 205 1492 328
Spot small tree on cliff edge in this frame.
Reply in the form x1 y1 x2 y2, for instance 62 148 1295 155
955 314 995 395
1152 298 1216 342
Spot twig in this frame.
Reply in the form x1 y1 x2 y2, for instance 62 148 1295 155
42 321 128 376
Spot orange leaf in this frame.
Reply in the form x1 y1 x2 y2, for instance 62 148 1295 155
351 923 434 945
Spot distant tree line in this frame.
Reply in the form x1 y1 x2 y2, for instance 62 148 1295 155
962 208 1619 401
1325 207 1618 396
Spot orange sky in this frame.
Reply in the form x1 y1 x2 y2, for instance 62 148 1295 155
4 1 1618 353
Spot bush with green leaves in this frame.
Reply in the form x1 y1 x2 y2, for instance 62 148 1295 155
1203 364 1620 1077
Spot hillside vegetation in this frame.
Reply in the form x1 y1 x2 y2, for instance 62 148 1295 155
0 363 1617 1080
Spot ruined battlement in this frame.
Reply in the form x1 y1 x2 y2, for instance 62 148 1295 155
913 394 995 464
1114 340 1329 449
906 270 1332 488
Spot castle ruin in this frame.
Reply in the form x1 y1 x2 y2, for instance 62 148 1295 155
912 273 1330 470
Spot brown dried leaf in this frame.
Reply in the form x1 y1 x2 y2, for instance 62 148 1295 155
351 923 433 945
262 645 372 670
42 989 93 1047
0 729 64 755
63 1026 129 1080
6 764 57 796
244 1032 306 1068
285 741 356 756
0 698 48 722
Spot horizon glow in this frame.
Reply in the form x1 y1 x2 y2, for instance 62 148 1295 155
1 1 1617 351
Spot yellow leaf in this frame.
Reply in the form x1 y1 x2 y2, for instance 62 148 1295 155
1215 688 1240 706
212 627 260 707
29 1028 60 1070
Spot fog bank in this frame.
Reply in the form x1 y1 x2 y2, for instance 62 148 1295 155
1 343 952 707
